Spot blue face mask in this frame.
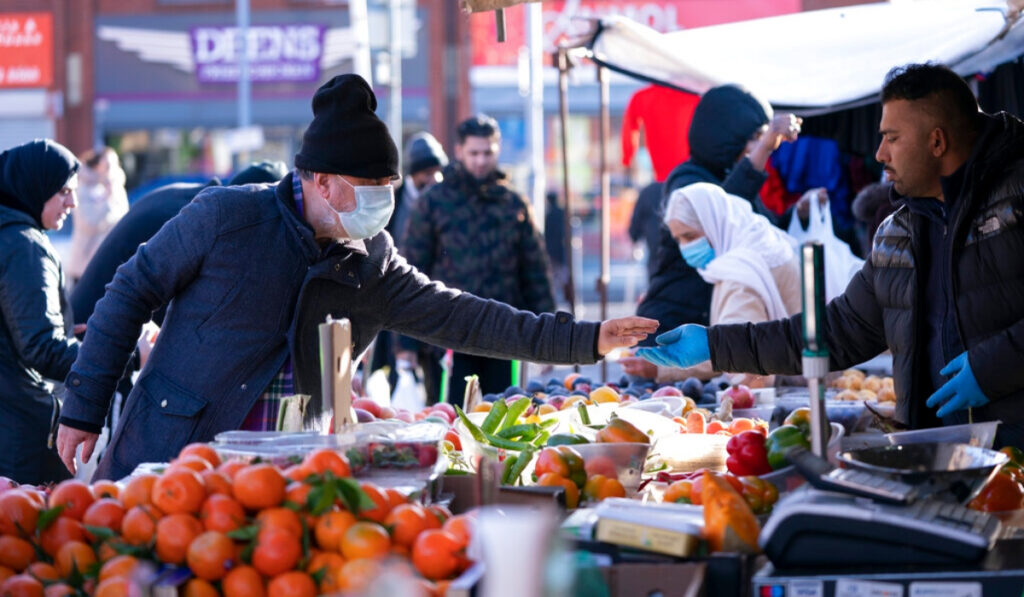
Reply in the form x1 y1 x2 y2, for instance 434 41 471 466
336 177 395 240
679 237 715 269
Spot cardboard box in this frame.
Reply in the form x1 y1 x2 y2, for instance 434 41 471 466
599 562 706 597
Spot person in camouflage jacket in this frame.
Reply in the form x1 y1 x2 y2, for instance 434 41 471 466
402 115 556 402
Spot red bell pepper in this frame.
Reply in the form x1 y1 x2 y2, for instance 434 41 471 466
726 430 772 476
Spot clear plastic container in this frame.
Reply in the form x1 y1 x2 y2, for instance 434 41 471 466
652 433 731 473
841 421 1000 452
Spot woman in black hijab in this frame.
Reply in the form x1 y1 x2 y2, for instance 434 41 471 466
0 139 81 484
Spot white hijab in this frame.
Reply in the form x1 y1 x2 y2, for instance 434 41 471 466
664 182 795 320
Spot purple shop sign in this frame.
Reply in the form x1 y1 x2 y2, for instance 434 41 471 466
191 24 325 83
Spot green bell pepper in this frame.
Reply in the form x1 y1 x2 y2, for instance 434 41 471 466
765 424 811 470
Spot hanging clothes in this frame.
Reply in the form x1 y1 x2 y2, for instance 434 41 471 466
621 85 700 182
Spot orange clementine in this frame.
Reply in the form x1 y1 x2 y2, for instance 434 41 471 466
182 578 219 597
252 528 301 577
302 449 351 478
233 464 285 511
90 481 119 500
82 498 126 537
98 555 139 582
536 473 580 509
0 490 40 537
93 577 129 597
384 488 407 510
313 510 356 552
356 483 390 522
121 504 162 545
199 494 246 533
284 482 311 508
267 571 317 597
282 466 311 483
0 574 44 597
0 536 34 572
411 529 464 581
42 583 73 597
155 513 204 565
151 469 205 515
167 456 213 475
305 552 345 593
186 531 235 581
0 568 11 585
340 521 391 560
222 565 265 597
199 470 232 496
177 443 222 469
256 507 302 538
120 474 157 509
48 480 94 521
22 564 56 583
427 504 452 527
563 372 581 390
384 503 431 549
336 559 379 593
217 461 246 481
54 541 96 578
39 517 85 558
441 514 474 548
95 541 118 563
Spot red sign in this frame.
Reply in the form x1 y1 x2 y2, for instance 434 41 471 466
0 12 53 88
471 0 800 67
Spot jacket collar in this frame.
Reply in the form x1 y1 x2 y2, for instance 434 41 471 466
0 203 39 230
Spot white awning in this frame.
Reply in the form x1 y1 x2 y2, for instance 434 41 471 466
588 0 1024 113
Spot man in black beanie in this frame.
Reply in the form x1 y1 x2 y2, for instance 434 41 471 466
57 74 659 480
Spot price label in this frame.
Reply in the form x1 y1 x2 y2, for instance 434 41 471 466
909 582 981 597
789 579 824 597
835 579 904 597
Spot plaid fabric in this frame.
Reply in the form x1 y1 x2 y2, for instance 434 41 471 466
239 171 304 432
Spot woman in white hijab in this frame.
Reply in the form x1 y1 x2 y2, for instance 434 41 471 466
621 182 801 385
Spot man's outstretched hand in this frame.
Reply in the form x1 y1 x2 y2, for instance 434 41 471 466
597 317 659 355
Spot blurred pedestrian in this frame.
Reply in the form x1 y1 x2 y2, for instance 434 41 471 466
0 139 80 484
628 181 664 280
67 147 128 286
56 76 656 480
851 181 895 256
370 132 449 396
72 160 287 328
621 183 800 387
403 115 557 403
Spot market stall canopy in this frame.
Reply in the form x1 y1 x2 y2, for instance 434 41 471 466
587 0 1024 113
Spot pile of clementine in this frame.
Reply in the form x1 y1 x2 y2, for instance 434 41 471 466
0 443 475 597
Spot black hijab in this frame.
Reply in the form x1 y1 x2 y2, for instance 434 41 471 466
0 139 80 228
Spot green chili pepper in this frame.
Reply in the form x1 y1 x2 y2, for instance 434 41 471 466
577 402 591 425
501 455 518 485
454 405 486 443
539 418 558 429
497 423 539 439
484 432 534 451
499 397 532 432
505 447 535 485
480 399 508 434
532 431 551 446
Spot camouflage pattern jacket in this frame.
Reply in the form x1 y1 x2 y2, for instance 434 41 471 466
402 162 556 314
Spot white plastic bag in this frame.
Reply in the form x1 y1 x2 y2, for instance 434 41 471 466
391 359 426 413
787 192 864 302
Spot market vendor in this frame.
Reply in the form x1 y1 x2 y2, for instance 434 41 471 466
56 74 659 481
638 63 1024 449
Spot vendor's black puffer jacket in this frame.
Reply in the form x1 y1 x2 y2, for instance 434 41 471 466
708 112 1024 448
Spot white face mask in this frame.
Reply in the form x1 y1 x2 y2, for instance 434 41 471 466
335 176 395 240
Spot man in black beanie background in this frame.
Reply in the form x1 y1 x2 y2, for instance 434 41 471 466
57 74 659 480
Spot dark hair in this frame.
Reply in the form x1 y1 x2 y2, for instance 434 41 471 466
881 63 979 138
81 146 116 169
456 114 501 144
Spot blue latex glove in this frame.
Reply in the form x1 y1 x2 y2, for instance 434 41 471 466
636 324 710 369
925 351 989 418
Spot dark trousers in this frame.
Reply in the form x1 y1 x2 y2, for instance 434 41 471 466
449 353 514 408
